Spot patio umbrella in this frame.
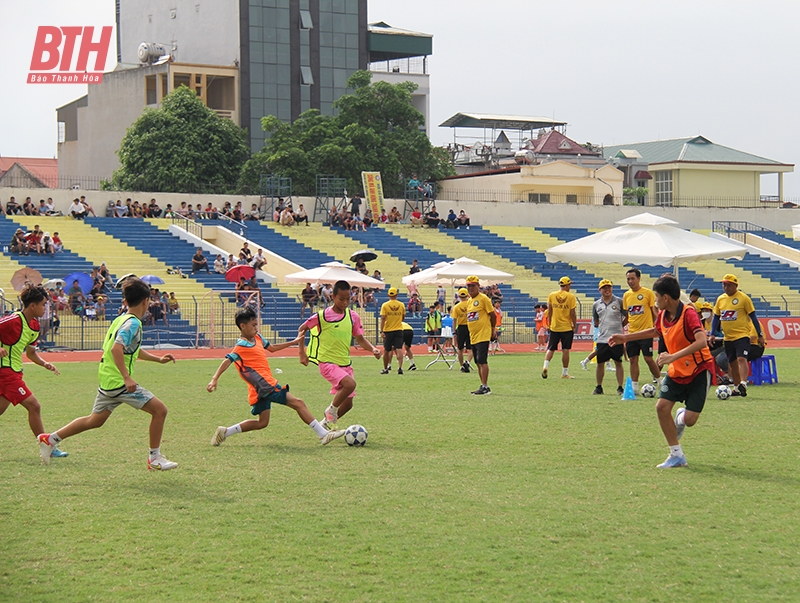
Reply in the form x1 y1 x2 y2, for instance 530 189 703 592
401 261 452 287
43 278 66 289
349 249 378 263
545 212 747 279
225 265 256 283
285 261 386 289
11 267 43 291
63 271 93 295
404 257 514 287
140 275 166 285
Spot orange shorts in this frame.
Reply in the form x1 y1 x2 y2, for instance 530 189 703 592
0 371 33 405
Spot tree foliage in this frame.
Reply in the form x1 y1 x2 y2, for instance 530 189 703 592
240 71 454 196
110 86 250 193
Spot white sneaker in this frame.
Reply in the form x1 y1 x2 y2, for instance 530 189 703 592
211 426 227 446
148 455 178 471
321 429 346 445
322 407 338 430
37 433 55 465
580 358 589 371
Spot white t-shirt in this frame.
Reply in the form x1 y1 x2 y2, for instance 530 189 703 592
69 202 84 214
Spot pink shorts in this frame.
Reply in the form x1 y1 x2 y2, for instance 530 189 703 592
319 363 356 398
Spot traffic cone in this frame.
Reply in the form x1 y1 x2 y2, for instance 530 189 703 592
621 376 636 400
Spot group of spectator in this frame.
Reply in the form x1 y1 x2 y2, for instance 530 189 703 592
273 200 309 226
408 175 434 200
9 225 63 256
4 196 63 217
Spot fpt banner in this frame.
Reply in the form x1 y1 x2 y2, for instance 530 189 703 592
361 172 384 218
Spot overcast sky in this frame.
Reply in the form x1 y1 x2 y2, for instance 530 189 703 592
2 0 798 196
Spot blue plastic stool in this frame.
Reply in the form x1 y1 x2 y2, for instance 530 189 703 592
749 354 778 385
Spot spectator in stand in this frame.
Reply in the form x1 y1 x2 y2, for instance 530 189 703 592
185 204 195 220
7 196 21 215
426 206 440 228
191 248 210 274
125 198 134 216
105 200 116 217
279 206 294 226
10 228 28 254
388 206 402 223
68 279 85 315
252 248 268 271
23 197 37 215
69 198 87 219
226 254 237 271
362 208 373 228
378 209 389 224
408 175 422 196
222 202 233 218
300 283 318 317
147 289 168 326
37 199 48 215
148 198 162 217
294 204 308 226
457 210 471 229
44 197 57 215
235 277 249 306
246 203 262 221
52 232 63 253
409 259 421 275
79 196 97 217
240 242 253 263
214 254 226 273
353 213 366 231
205 202 218 219
343 212 354 231
354 257 368 275
372 269 383 281
168 292 181 315
320 283 333 306
98 262 110 282
175 202 187 216
113 200 128 218
26 226 43 254
237 252 249 265
445 209 458 229
42 232 55 256
232 203 244 222
131 201 144 217
422 181 434 199
410 206 423 228
407 292 422 318
89 268 106 298
350 193 362 217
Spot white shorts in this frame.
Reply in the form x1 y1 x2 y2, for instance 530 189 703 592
92 385 155 413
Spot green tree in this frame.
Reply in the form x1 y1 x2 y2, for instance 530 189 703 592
239 71 454 196
109 86 249 193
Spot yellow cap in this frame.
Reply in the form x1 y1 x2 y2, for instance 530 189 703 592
466 275 480 284
559 276 571 286
598 278 613 289
721 274 738 284
458 287 468 298
387 287 398 296
700 301 713 310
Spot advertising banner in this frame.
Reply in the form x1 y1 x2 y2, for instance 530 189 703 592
361 172 384 218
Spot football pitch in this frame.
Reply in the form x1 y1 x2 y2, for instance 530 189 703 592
2 350 798 602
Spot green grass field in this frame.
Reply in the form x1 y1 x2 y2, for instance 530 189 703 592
2 350 798 602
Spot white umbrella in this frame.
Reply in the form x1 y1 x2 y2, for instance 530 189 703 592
402 261 451 287
545 212 747 279
284 261 386 289
404 257 514 287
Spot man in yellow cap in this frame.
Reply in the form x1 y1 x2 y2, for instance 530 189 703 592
380 287 406 374
711 274 765 397
623 268 661 394
451 287 473 372
542 276 577 379
590 279 627 395
465 276 496 394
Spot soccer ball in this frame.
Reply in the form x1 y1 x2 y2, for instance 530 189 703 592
640 383 657 398
715 385 732 400
344 424 368 447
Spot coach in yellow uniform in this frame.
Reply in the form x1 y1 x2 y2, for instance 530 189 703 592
465 276 495 395
623 268 661 393
711 274 765 397
380 287 406 375
542 276 577 379
452 288 473 373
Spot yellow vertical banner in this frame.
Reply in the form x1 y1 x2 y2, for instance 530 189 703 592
361 171 384 218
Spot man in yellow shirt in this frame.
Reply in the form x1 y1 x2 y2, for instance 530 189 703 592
711 274 765 397
451 288 473 372
465 276 496 395
380 287 406 375
542 276 577 379
622 268 661 393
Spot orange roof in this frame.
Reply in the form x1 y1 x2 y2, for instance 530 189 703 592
0 157 58 187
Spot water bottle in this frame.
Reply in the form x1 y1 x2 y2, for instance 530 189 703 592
2 246 7 253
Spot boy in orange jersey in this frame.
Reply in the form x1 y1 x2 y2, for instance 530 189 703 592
207 306 345 446
610 275 714 469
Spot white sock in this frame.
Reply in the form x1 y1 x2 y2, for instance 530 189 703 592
543 359 550 369
149 447 160 458
669 444 683 457
582 357 590 364
562 367 569 376
632 381 639 392
50 432 62 444
225 424 243 438
309 420 328 438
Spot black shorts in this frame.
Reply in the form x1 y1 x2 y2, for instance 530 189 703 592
456 325 471 350
383 330 404 351
548 330 574 351
626 338 654 357
472 341 489 365
725 337 750 363
659 371 710 414
402 330 414 349
749 344 765 361
596 343 624 364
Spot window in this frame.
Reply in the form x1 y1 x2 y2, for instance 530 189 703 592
654 170 673 207
528 193 550 204
566 194 578 204
299 9 313 30
300 66 314 86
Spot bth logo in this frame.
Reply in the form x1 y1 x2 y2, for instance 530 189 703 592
28 26 113 84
